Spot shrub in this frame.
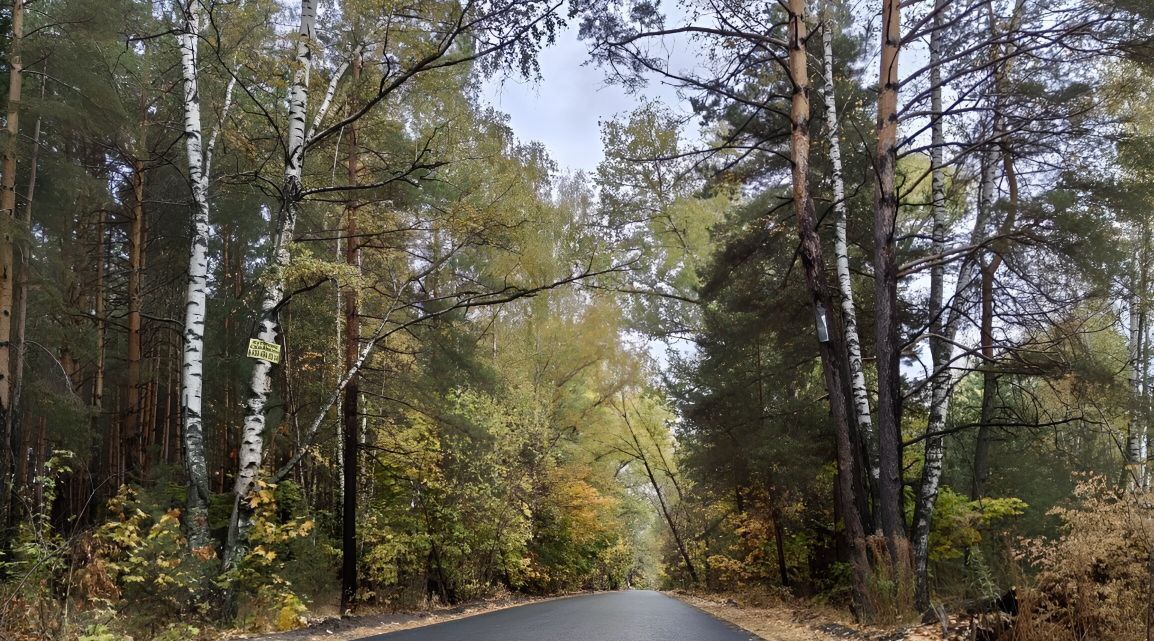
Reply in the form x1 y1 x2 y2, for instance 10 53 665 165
1011 477 1154 641
90 486 218 633
860 534 917 626
224 481 319 631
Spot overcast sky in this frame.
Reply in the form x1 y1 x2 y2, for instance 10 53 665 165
481 22 690 175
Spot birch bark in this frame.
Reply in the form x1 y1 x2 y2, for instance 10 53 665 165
788 0 870 613
1127 219 1149 491
912 0 948 609
225 0 317 570
1129 280 1146 489
820 0 878 501
177 0 213 551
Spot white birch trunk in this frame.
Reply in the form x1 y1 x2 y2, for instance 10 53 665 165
820 2 879 493
1139 221 1150 489
224 0 318 570
912 0 948 608
1129 277 1146 490
305 58 350 145
176 0 214 552
204 70 236 180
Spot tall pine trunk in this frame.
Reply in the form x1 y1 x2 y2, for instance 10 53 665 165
787 0 870 615
0 0 24 520
340 50 362 614
971 0 1026 503
126 160 146 481
872 0 908 560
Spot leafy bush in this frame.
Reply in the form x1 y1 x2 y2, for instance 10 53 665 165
1011 477 1154 641
225 481 321 631
930 488 1028 562
89 486 217 632
0 451 76 640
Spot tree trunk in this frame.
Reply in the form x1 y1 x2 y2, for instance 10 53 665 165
126 160 146 482
0 0 24 519
7 65 38 538
767 482 790 588
821 1 878 510
340 49 363 615
225 0 318 571
177 0 214 551
871 0 909 564
787 0 870 615
626 412 698 585
1128 275 1145 489
912 0 947 610
93 208 107 492
970 0 1025 503
972 262 996 500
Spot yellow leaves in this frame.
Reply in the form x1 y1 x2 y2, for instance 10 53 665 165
278 245 363 291
929 487 1027 561
247 485 276 509
275 595 308 632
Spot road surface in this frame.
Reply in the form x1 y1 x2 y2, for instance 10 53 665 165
357 590 762 641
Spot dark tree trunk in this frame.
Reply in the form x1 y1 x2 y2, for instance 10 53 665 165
872 0 909 560
786 0 870 615
340 50 363 615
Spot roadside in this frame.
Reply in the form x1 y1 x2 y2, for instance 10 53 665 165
668 591 967 641
233 592 576 641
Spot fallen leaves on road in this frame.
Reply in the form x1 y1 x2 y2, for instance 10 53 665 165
668 591 973 641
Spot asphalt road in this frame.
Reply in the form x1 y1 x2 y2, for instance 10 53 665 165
357 590 762 641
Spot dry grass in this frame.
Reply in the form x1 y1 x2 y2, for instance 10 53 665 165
668 590 988 641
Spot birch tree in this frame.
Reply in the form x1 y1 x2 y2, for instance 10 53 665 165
176 0 214 552
223 0 569 570
911 0 950 610
224 0 319 570
787 0 870 611
1126 219 1150 490
820 0 878 499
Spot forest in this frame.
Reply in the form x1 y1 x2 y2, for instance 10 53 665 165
0 0 1153 639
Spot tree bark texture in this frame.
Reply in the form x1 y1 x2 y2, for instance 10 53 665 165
820 1 878 508
340 49 362 614
177 0 214 551
872 0 908 559
0 0 24 516
788 0 870 614
225 0 318 571
913 0 948 609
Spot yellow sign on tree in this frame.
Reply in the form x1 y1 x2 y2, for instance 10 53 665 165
247 338 282 364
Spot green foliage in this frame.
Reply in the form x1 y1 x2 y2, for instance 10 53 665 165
929 488 1028 562
76 623 132 641
92 487 217 628
225 481 324 631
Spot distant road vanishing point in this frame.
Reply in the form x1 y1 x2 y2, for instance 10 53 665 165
356 590 763 641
